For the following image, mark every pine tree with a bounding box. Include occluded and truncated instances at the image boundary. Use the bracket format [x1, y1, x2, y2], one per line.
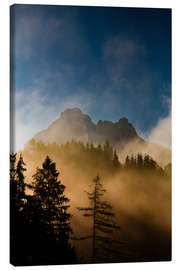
[10, 153, 27, 212]
[16, 154, 26, 204]
[112, 150, 120, 169]
[10, 153, 28, 265]
[103, 139, 113, 160]
[130, 155, 136, 167]
[77, 175, 123, 263]
[137, 153, 143, 168]
[31, 156, 75, 264]
[10, 153, 16, 182]
[10, 153, 18, 208]
[125, 155, 130, 167]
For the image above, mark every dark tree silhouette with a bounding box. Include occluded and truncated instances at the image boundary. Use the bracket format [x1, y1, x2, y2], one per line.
[10, 153, 28, 265]
[31, 156, 76, 265]
[10, 153, 16, 182]
[103, 139, 113, 160]
[76, 175, 123, 263]
[137, 153, 143, 168]
[10, 154, 76, 265]
[124, 153, 163, 173]
[125, 155, 130, 167]
[16, 154, 26, 203]
[112, 150, 121, 169]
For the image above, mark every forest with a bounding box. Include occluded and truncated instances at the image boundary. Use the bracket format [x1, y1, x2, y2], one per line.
[10, 139, 171, 265]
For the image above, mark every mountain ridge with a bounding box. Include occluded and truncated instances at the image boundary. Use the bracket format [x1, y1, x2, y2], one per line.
[34, 108, 171, 165]
[35, 108, 142, 145]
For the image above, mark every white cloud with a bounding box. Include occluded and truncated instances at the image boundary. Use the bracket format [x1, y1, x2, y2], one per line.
[147, 95, 171, 149]
[148, 111, 171, 149]
[12, 85, 93, 152]
[13, 88, 59, 152]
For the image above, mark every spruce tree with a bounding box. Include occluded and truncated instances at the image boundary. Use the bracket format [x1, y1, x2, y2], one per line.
[16, 154, 26, 204]
[10, 153, 16, 182]
[137, 153, 143, 168]
[112, 150, 120, 169]
[103, 140, 113, 160]
[10, 153, 28, 265]
[77, 175, 123, 263]
[125, 155, 130, 167]
[31, 156, 75, 264]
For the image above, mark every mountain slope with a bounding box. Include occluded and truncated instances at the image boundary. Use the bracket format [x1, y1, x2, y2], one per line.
[34, 108, 171, 165]
[35, 108, 141, 145]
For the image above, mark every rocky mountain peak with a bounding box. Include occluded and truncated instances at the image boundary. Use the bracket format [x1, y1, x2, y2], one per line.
[34, 108, 140, 146]
[60, 108, 92, 123]
[61, 108, 83, 117]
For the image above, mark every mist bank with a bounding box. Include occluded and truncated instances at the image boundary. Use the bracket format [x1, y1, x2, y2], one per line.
[19, 139, 171, 262]
[119, 138, 171, 166]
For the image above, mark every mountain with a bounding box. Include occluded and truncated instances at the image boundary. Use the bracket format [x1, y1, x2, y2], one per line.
[34, 108, 171, 165]
[35, 108, 141, 146]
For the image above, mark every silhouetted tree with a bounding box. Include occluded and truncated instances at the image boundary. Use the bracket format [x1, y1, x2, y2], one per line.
[125, 155, 130, 167]
[137, 153, 143, 168]
[16, 154, 26, 203]
[103, 139, 113, 160]
[31, 156, 76, 264]
[130, 155, 136, 167]
[112, 150, 121, 169]
[77, 175, 123, 263]
[10, 153, 28, 265]
[10, 153, 16, 182]
[124, 153, 162, 172]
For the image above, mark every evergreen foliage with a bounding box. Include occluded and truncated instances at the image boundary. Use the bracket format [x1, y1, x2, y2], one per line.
[77, 175, 123, 263]
[10, 154, 76, 266]
[125, 153, 163, 172]
[24, 139, 164, 174]
[24, 139, 121, 176]
[10, 140, 170, 265]
[10, 153, 28, 265]
[31, 156, 72, 243]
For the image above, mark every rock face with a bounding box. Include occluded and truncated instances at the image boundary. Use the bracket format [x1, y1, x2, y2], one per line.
[34, 108, 141, 147]
[34, 107, 171, 165]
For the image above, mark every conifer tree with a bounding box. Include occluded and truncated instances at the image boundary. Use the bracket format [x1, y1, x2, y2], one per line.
[16, 154, 26, 203]
[10, 153, 27, 211]
[125, 155, 130, 167]
[10, 153, 18, 209]
[10, 153, 28, 265]
[77, 175, 122, 263]
[103, 139, 113, 160]
[112, 150, 120, 169]
[137, 153, 143, 168]
[31, 156, 75, 264]
[10, 153, 16, 182]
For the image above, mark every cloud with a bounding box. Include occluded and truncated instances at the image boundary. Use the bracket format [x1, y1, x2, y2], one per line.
[148, 111, 171, 149]
[12, 82, 93, 152]
[12, 87, 58, 152]
[103, 36, 146, 83]
[12, 5, 89, 62]
[102, 36, 151, 115]
[147, 95, 171, 149]
[104, 36, 145, 58]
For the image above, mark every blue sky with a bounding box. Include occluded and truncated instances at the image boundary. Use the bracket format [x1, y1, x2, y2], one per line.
[10, 4, 171, 150]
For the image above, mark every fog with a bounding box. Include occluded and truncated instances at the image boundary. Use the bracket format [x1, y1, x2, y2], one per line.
[20, 140, 171, 262]
[119, 138, 171, 166]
